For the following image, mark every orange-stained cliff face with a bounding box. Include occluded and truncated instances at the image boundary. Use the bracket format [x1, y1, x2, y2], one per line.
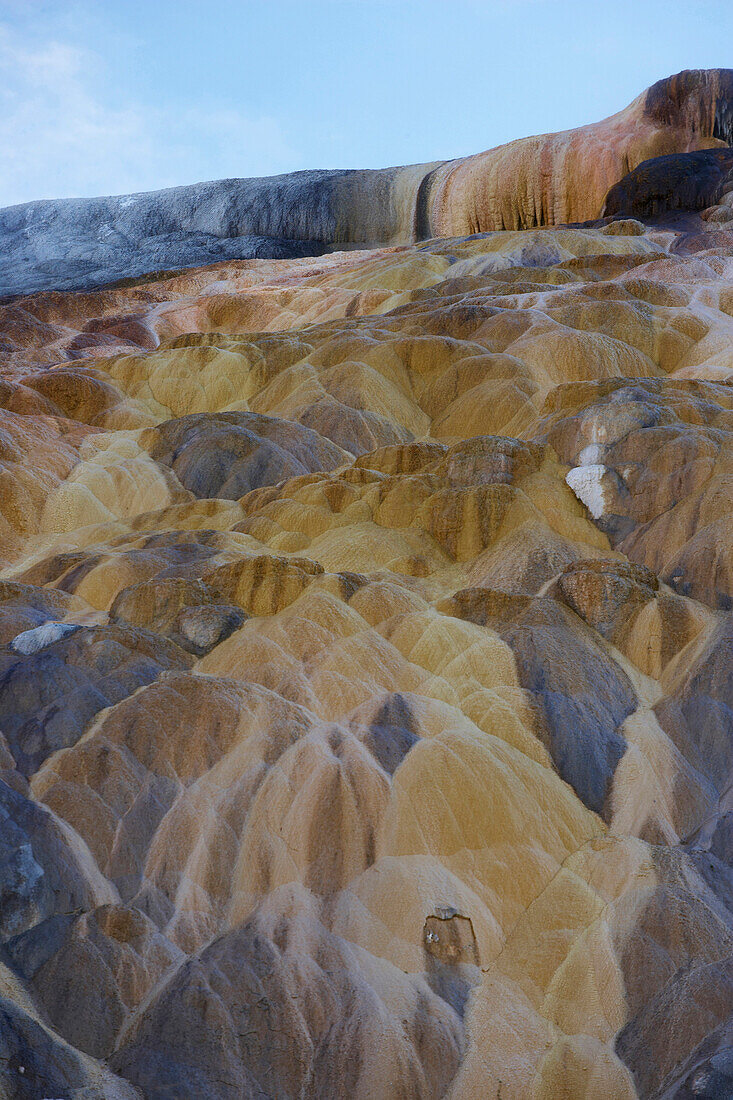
[2, 79, 733, 1100]
[425, 69, 733, 234]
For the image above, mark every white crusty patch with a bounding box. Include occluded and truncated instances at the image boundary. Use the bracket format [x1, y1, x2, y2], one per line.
[565, 464, 615, 519]
[577, 443, 606, 466]
[11, 621, 81, 656]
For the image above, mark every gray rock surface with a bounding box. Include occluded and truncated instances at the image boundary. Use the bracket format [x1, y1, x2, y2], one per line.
[0, 165, 434, 296]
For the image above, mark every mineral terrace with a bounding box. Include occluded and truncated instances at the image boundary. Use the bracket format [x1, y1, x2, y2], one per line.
[0, 69, 733, 1100]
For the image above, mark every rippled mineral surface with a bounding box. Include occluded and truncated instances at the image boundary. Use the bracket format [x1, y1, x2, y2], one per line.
[1, 69, 733, 1100]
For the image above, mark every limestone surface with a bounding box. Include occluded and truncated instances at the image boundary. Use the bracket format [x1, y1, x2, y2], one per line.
[0, 72, 733, 1100]
[1, 68, 731, 295]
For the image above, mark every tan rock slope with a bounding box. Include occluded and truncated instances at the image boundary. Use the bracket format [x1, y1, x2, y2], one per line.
[0, 71, 733, 1099]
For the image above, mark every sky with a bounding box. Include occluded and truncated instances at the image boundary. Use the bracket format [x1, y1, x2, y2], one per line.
[1, 0, 731, 208]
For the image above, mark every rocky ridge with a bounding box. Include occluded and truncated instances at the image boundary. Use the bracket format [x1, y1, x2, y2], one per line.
[2, 68, 732, 296]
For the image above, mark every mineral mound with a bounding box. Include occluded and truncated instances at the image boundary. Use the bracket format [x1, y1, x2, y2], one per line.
[0, 69, 733, 1100]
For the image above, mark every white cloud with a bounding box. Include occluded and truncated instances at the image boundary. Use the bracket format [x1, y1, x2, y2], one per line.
[0, 23, 295, 207]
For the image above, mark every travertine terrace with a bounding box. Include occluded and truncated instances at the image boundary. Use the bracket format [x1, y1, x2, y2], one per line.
[1, 69, 733, 1099]
[3, 68, 732, 296]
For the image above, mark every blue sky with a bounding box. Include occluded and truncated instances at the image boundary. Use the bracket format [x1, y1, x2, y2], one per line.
[1, 0, 731, 207]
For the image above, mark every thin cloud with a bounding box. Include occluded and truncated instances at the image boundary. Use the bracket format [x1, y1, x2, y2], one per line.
[0, 23, 295, 207]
